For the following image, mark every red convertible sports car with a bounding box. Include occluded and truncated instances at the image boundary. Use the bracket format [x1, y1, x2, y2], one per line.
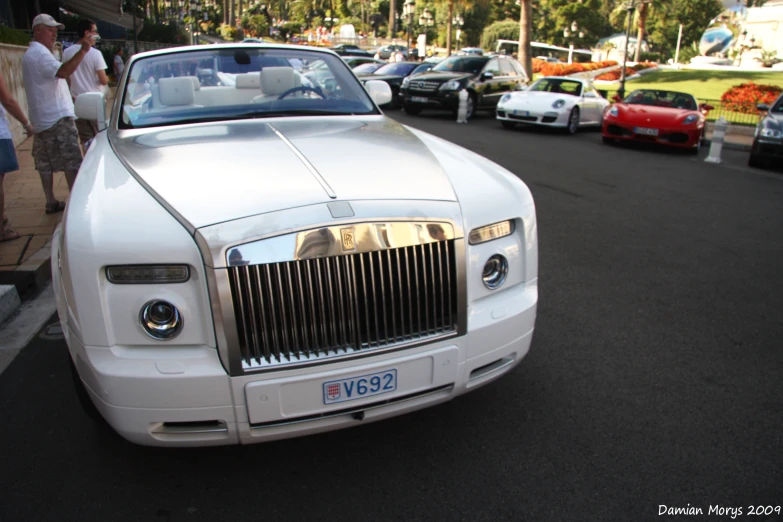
[602, 89, 712, 154]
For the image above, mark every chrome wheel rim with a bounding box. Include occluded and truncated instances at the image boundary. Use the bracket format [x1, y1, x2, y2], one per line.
[568, 110, 578, 133]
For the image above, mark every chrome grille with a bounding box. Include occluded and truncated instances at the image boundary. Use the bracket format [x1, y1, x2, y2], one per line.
[409, 81, 440, 91]
[228, 240, 458, 369]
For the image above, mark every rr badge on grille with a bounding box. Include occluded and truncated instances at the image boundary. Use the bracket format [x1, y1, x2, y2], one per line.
[340, 228, 356, 252]
[326, 383, 341, 400]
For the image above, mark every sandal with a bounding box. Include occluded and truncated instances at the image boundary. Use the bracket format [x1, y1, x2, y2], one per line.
[45, 200, 66, 214]
[0, 227, 21, 243]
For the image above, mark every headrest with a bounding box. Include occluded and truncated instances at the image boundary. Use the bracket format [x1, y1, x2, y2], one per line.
[158, 77, 196, 106]
[236, 73, 261, 89]
[260, 67, 295, 96]
[189, 75, 200, 91]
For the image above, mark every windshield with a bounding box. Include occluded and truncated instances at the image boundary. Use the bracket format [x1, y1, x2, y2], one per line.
[373, 62, 419, 76]
[432, 56, 489, 74]
[119, 47, 378, 129]
[528, 78, 583, 96]
[623, 90, 698, 110]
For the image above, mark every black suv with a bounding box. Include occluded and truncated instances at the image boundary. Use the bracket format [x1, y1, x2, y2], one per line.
[749, 93, 783, 169]
[400, 55, 529, 119]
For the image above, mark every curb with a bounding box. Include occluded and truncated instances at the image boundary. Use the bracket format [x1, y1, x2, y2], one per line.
[0, 243, 53, 308]
[0, 285, 22, 325]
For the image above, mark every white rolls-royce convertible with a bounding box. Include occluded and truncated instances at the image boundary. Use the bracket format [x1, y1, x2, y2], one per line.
[57, 44, 538, 446]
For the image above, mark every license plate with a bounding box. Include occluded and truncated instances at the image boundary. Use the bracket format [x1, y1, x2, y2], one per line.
[323, 369, 397, 405]
[514, 110, 530, 116]
[634, 126, 659, 136]
[411, 96, 428, 103]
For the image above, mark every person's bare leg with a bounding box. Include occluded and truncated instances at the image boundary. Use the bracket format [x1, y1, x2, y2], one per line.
[65, 170, 78, 191]
[38, 170, 57, 205]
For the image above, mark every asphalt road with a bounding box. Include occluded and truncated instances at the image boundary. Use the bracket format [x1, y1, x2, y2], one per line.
[1, 110, 781, 522]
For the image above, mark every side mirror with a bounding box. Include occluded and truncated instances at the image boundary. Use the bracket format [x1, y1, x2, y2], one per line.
[74, 92, 107, 131]
[757, 103, 769, 112]
[365, 80, 393, 106]
[611, 94, 622, 103]
[480, 72, 493, 81]
[699, 103, 714, 112]
[584, 92, 597, 98]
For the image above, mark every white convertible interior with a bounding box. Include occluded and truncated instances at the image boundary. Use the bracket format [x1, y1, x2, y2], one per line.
[144, 67, 305, 113]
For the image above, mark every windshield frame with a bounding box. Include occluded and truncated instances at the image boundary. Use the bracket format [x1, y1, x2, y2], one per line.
[622, 89, 698, 110]
[431, 56, 489, 75]
[116, 46, 381, 130]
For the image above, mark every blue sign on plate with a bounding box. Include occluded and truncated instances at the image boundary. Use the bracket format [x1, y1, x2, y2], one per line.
[323, 369, 398, 405]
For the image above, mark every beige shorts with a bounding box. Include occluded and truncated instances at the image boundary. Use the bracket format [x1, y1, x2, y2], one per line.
[32, 117, 82, 175]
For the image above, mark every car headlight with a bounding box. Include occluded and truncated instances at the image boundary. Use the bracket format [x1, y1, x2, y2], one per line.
[140, 300, 183, 340]
[468, 220, 515, 245]
[106, 264, 190, 284]
[500, 93, 512, 104]
[402, 77, 411, 87]
[760, 128, 783, 139]
[482, 255, 509, 290]
[608, 106, 619, 117]
[552, 99, 566, 109]
[682, 114, 699, 125]
[440, 80, 462, 91]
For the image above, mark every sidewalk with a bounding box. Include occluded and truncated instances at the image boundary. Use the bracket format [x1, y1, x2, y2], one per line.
[0, 137, 70, 303]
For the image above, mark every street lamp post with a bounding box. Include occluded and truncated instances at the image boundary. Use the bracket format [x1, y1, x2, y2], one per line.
[451, 14, 464, 54]
[418, 9, 433, 57]
[403, 0, 415, 55]
[190, 0, 199, 44]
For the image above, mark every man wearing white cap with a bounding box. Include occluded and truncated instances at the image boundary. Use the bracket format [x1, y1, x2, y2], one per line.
[22, 13, 95, 215]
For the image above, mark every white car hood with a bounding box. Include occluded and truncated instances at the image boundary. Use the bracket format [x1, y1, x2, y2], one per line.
[111, 117, 457, 229]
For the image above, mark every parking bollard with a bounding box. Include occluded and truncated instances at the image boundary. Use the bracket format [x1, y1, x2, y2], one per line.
[456, 89, 468, 124]
[705, 117, 728, 164]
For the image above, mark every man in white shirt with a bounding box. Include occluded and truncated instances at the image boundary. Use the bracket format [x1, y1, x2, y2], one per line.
[22, 13, 94, 214]
[63, 18, 108, 154]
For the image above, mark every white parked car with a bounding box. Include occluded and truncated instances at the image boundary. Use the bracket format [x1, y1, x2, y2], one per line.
[59, 44, 539, 447]
[496, 77, 610, 134]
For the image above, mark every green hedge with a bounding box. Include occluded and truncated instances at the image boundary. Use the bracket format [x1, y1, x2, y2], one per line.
[0, 26, 30, 46]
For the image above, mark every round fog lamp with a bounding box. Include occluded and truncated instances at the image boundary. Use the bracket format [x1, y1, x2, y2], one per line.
[140, 300, 183, 340]
[482, 254, 508, 290]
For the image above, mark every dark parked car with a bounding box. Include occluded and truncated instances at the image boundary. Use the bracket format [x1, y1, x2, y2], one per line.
[749, 93, 783, 169]
[400, 55, 529, 119]
[343, 56, 386, 69]
[352, 62, 387, 75]
[375, 45, 408, 60]
[331, 44, 372, 57]
[357, 62, 435, 107]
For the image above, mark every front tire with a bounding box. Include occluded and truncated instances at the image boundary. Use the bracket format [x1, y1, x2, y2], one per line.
[566, 107, 580, 135]
[602, 136, 614, 144]
[748, 153, 764, 168]
[501, 120, 516, 129]
[403, 103, 422, 116]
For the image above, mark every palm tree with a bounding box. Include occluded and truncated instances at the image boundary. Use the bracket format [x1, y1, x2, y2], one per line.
[610, 0, 665, 62]
[436, 0, 483, 56]
[517, 0, 532, 78]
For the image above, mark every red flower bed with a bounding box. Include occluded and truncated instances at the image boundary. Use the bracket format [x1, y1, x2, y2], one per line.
[720, 82, 783, 113]
[594, 62, 656, 81]
[537, 60, 617, 77]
